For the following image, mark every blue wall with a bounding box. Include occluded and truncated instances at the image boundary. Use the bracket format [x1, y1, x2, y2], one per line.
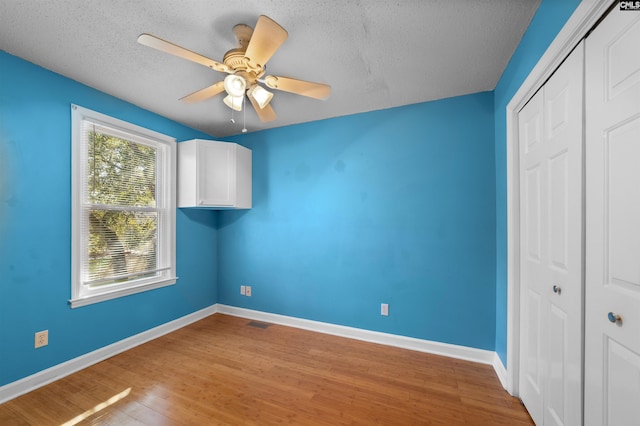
[0, 0, 583, 389]
[493, 0, 581, 365]
[219, 93, 497, 350]
[0, 52, 218, 386]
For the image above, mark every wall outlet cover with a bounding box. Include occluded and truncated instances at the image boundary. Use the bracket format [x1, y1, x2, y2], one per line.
[35, 330, 48, 348]
[381, 303, 389, 316]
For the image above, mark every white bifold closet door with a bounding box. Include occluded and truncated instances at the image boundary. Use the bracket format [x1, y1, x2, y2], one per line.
[518, 41, 584, 426]
[584, 8, 640, 426]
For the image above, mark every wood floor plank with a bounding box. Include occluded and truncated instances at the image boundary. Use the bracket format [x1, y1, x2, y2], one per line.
[0, 405, 29, 426]
[0, 314, 533, 425]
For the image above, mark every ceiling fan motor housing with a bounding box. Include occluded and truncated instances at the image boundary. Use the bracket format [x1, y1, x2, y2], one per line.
[223, 23, 265, 85]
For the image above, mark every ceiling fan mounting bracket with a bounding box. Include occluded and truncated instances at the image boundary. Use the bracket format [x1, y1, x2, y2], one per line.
[232, 24, 253, 50]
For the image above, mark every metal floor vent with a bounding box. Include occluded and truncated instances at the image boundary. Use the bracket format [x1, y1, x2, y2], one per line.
[247, 321, 271, 329]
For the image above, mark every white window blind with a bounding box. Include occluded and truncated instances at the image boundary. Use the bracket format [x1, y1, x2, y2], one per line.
[71, 105, 176, 308]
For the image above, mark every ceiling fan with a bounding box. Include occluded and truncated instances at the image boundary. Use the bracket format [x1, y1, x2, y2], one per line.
[137, 15, 331, 123]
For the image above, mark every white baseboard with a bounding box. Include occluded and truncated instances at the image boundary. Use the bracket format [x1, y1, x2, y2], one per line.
[216, 304, 496, 365]
[0, 305, 218, 404]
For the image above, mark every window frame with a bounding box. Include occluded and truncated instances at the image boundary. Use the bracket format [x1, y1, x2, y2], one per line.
[70, 105, 176, 308]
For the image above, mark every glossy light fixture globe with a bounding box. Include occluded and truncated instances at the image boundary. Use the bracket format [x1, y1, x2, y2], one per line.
[247, 84, 273, 109]
[223, 94, 244, 111]
[223, 74, 246, 97]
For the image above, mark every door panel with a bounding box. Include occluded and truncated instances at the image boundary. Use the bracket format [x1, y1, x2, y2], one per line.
[607, 119, 640, 287]
[526, 165, 543, 262]
[607, 19, 640, 100]
[585, 8, 640, 426]
[520, 89, 546, 426]
[524, 106, 544, 154]
[547, 87, 569, 137]
[547, 303, 567, 425]
[542, 42, 583, 426]
[519, 41, 583, 426]
[525, 289, 542, 392]
[606, 338, 640, 426]
[549, 150, 569, 271]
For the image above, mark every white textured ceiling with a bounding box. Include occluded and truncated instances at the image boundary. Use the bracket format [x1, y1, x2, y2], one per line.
[0, 0, 540, 138]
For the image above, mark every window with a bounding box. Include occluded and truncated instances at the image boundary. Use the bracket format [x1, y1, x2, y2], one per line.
[71, 105, 176, 308]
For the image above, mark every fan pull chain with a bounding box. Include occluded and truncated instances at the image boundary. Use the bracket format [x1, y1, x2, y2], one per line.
[242, 96, 248, 133]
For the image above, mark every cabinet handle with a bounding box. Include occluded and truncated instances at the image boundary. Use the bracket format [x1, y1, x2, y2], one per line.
[607, 312, 622, 324]
[552, 285, 561, 294]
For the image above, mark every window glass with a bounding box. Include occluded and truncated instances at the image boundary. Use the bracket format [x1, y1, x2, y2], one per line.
[71, 105, 176, 308]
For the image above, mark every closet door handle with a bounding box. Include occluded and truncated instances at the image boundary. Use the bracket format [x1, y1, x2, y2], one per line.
[552, 285, 561, 294]
[607, 312, 622, 324]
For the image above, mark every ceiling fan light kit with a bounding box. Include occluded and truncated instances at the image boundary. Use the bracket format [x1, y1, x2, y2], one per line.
[247, 84, 273, 109]
[223, 94, 244, 112]
[137, 15, 331, 127]
[223, 74, 247, 97]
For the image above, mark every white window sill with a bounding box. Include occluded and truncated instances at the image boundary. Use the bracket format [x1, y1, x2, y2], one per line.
[69, 277, 177, 309]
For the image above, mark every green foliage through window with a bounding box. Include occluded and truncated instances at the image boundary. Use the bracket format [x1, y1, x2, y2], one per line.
[86, 131, 158, 286]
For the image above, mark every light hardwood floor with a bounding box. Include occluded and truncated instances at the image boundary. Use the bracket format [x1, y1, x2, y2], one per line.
[0, 314, 533, 425]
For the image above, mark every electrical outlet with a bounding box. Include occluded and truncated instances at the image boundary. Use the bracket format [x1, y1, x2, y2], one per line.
[240, 285, 246, 295]
[245, 286, 252, 297]
[35, 330, 48, 348]
[381, 303, 389, 316]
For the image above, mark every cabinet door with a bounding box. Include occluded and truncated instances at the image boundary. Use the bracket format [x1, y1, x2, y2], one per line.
[198, 142, 236, 206]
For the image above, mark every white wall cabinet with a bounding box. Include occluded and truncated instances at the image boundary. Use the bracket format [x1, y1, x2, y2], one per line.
[178, 139, 251, 209]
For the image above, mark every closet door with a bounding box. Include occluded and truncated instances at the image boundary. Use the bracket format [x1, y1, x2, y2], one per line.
[519, 86, 546, 425]
[585, 8, 640, 426]
[519, 41, 584, 426]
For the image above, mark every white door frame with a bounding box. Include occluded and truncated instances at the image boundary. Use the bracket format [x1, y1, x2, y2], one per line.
[504, 0, 614, 395]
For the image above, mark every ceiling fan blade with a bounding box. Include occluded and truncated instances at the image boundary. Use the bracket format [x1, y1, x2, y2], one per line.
[137, 33, 230, 73]
[263, 76, 331, 100]
[179, 81, 225, 103]
[244, 15, 288, 68]
[248, 95, 277, 122]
